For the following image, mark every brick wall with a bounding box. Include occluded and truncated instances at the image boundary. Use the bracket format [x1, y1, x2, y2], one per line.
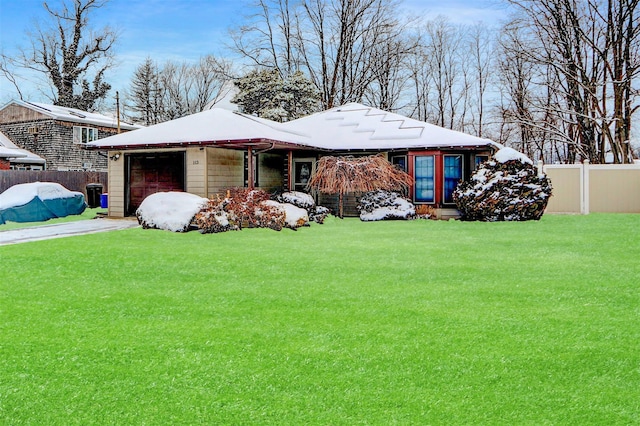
[0, 120, 125, 172]
[0, 159, 9, 170]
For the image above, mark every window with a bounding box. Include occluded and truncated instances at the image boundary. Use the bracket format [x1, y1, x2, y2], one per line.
[390, 155, 407, 172]
[475, 155, 489, 169]
[414, 155, 435, 203]
[443, 155, 463, 204]
[73, 126, 98, 144]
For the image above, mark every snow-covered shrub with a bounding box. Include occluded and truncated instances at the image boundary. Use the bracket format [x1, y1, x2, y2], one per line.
[136, 192, 209, 232]
[309, 205, 330, 224]
[261, 200, 308, 229]
[224, 188, 272, 229]
[453, 147, 552, 221]
[275, 191, 329, 224]
[192, 199, 235, 233]
[357, 190, 416, 221]
[276, 191, 315, 210]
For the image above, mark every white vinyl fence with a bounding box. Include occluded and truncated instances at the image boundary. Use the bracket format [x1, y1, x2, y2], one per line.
[542, 161, 640, 214]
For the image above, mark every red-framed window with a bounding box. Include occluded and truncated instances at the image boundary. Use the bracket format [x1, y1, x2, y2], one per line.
[409, 151, 442, 205]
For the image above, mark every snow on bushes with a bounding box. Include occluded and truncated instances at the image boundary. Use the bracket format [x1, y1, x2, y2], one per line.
[357, 190, 416, 221]
[452, 148, 552, 221]
[137, 189, 328, 234]
[276, 191, 330, 224]
[136, 192, 209, 232]
[261, 200, 309, 229]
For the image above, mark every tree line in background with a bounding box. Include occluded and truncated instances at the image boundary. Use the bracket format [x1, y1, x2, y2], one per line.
[1, 0, 638, 163]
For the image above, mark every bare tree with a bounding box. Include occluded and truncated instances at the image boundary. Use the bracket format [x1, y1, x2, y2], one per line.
[230, 0, 410, 109]
[0, 0, 117, 110]
[407, 17, 471, 131]
[230, 0, 303, 77]
[126, 55, 234, 124]
[504, 0, 640, 163]
[467, 23, 495, 138]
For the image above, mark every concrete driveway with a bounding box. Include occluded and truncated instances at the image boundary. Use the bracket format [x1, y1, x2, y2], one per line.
[0, 219, 139, 246]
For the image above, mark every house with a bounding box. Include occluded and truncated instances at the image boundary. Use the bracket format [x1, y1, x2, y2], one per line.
[0, 100, 141, 172]
[0, 130, 46, 170]
[85, 103, 497, 218]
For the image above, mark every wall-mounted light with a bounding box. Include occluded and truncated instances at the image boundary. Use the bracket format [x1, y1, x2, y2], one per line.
[109, 152, 121, 161]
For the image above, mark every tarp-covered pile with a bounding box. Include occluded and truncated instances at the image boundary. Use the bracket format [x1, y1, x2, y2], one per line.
[0, 182, 86, 225]
[453, 147, 552, 221]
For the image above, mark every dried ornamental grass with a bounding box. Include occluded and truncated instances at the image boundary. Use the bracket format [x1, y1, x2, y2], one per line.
[309, 155, 413, 217]
[309, 154, 413, 194]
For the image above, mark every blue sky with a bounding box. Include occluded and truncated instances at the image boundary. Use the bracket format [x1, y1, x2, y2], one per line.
[0, 0, 508, 106]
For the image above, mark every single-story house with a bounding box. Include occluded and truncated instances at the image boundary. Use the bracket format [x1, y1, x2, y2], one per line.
[0, 100, 141, 172]
[0, 130, 46, 170]
[85, 103, 498, 218]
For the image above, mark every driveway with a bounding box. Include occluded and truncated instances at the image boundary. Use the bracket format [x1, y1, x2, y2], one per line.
[0, 219, 139, 246]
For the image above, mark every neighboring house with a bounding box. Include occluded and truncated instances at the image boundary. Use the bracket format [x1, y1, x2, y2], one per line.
[0, 146, 26, 170]
[85, 103, 498, 218]
[0, 100, 141, 172]
[0, 130, 46, 170]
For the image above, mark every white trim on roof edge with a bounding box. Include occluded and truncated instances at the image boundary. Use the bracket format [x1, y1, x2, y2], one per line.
[1, 99, 141, 130]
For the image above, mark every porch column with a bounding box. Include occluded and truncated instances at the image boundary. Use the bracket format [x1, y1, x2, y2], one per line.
[247, 146, 254, 190]
[287, 150, 293, 191]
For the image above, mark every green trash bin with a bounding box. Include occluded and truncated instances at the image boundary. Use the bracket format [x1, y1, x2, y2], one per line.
[86, 183, 103, 208]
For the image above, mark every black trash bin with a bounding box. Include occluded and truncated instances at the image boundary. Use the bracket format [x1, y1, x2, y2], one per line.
[86, 183, 103, 208]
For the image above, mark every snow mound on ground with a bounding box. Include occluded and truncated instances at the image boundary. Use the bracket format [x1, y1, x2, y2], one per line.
[136, 192, 209, 232]
[358, 190, 416, 221]
[0, 182, 83, 208]
[493, 147, 533, 165]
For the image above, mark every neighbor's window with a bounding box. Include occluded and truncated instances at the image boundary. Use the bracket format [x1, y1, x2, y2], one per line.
[73, 126, 98, 144]
[414, 155, 435, 203]
[444, 155, 463, 204]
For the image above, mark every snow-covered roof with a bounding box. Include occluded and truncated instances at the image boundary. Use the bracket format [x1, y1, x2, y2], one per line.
[3, 99, 141, 131]
[281, 103, 496, 150]
[86, 107, 310, 150]
[85, 102, 497, 152]
[0, 146, 27, 159]
[0, 130, 45, 163]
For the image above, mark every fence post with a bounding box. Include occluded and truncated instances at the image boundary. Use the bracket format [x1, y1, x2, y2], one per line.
[582, 160, 590, 215]
[537, 160, 544, 177]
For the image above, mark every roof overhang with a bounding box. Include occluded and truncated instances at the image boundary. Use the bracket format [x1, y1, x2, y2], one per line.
[83, 137, 326, 152]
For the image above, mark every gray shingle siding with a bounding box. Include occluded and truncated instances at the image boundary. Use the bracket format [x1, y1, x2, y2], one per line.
[0, 119, 120, 171]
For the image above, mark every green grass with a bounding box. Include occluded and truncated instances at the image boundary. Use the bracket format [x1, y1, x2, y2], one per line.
[1, 214, 638, 424]
[0, 207, 106, 230]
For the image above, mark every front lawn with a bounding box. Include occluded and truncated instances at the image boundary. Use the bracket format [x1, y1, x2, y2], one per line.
[1, 214, 638, 424]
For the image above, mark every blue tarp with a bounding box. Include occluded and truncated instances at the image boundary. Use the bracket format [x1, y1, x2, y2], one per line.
[0, 183, 87, 225]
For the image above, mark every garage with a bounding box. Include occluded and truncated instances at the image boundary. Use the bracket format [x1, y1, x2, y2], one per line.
[126, 152, 185, 215]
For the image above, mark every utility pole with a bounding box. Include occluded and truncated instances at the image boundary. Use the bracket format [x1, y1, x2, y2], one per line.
[116, 91, 121, 133]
